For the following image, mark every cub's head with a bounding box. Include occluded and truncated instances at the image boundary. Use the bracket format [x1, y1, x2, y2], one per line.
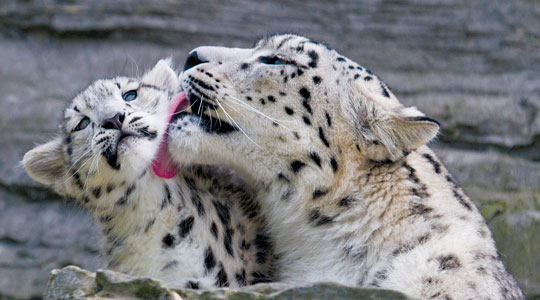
[23, 59, 178, 198]
[172, 34, 438, 182]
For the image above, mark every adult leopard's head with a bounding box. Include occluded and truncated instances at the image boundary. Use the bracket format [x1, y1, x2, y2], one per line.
[23, 59, 181, 199]
[172, 34, 438, 183]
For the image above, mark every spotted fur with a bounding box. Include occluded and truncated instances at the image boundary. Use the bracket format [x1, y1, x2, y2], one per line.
[168, 34, 524, 299]
[23, 60, 275, 289]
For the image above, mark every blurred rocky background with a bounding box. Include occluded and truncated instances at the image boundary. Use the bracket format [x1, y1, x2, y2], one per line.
[0, 0, 538, 299]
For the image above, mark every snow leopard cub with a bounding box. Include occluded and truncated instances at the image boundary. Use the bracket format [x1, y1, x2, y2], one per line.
[23, 59, 275, 289]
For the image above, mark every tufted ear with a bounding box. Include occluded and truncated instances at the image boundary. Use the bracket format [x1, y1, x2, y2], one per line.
[361, 106, 439, 162]
[22, 137, 66, 186]
[142, 58, 178, 91]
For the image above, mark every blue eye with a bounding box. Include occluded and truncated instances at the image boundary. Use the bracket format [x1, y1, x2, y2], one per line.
[74, 117, 90, 131]
[260, 56, 289, 65]
[122, 90, 137, 101]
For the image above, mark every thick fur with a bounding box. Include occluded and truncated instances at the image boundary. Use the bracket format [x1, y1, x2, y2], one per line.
[168, 34, 524, 299]
[23, 60, 275, 289]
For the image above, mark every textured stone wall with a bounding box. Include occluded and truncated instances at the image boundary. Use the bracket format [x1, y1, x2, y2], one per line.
[0, 0, 538, 299]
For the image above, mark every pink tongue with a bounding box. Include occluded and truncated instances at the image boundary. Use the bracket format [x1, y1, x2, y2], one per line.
[152, 92, 188, 178]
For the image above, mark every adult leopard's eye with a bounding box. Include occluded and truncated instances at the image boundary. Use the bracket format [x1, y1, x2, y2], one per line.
[122, 90, 137, 101]
[260, 56, 289, 65]
[74, 117, 90, 131]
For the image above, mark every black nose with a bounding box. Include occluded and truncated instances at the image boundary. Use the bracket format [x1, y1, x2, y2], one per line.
[184, 51, 208, 71]
[102, 112, 125, 130]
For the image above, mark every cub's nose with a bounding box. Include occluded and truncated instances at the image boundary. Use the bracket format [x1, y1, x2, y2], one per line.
[183, 51, 208, 71]
[102, 112, 125, 130]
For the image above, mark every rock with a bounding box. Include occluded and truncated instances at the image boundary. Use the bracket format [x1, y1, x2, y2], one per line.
[44, 266, 410, 300]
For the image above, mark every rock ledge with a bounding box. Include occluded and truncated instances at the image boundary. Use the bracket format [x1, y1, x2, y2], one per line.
[45, 266, 411, 300]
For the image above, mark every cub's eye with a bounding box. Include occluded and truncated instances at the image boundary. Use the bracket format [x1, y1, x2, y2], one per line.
[260, 56, 290, 65]
[74, 117, 90, 131]
[122, 90, 137, 101]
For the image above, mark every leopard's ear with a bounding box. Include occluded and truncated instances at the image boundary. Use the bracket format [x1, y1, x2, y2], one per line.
[142, 58, 178, 91]
[359, 106, 439, 162]
[22, 137, 66, 186]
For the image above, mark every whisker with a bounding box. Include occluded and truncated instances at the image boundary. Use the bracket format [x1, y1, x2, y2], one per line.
[215, 99, 262, 149]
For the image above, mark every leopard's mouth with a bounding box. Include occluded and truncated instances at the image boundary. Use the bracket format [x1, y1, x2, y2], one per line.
[173, 91, 238, 134]
[103, 129, 158, 170]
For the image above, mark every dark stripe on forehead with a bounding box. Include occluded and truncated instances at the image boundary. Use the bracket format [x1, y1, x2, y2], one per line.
[277, 36, 294, 49]
[140, 83, 165, 91]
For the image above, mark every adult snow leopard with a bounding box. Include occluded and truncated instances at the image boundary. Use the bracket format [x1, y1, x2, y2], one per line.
[167, 34, 524, 299]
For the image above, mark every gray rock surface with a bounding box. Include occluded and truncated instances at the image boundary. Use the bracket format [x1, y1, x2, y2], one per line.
[0, 0, 538, 299]
[44, 266, 410, 300]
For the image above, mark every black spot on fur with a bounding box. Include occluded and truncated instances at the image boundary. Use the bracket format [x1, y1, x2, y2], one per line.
[336, 57, 346, 62]
[302, 116, 312, 125]
[380, 83, 391, 98]
[179, 216, 195, 238]
[116, 184, 135, 205]
[246, 96, 252, 101]
[191, 194, 206, 216]
[284, 106, 294, 115]
[354, 74, 360, 80]
[364, 76, 372, 81]
[254, 232, 272, 255]
[213, 200, 231, 225]
[186, 281, 199, 289]
[308, 50, 319, 68]
[162, 233, 175, 248]
[210, 222, 218, 239]
[204, 247, 216, 272]
[312, 189, 328, 200]
[309, 208, 321, 222]
[144, 218, 155, 233]
[299, 87, 311, 99]
[312, 76, 321, 84]
[316, 215, 334, 226]
[184, 176, 198, 191]
[260, 98, 266, 105]
[318, 127, 330, 147]
[73, 172, 83, 189]
[325, 112, 332, 127]
[277, 172, 291, 182]
[392, 233, 431, 256]
[410, 203, 433, 216]
[105, 184, 115, 193]
[268, 95, 276, 103]
[216, 264, 229, 287]
[422, 153, 441, 174]
[224, 226, 234, 257]
[330, 157, 338, 172]
[161, 184, 172, 209]
[308, 152, 322, 167]
[297, 69, 304, 76]
[235, 270, 247, 286]
[290, 160, 306, 173]
[339, 197, 354, 207]
[453, 189, 472, 211]
[438, 254, 461, 270]
[241, 63, 249, 70]
[92, 187, 101, 199]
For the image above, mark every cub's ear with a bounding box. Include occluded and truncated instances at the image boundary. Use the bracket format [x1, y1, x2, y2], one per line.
[142, 58, 178, 91]
[362, 106, 439, 162]
[22, 137, 66, 186]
